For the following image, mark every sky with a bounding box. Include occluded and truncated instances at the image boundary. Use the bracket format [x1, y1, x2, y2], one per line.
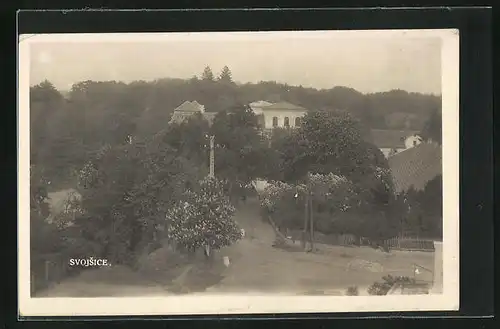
[28, 31, 442, 95]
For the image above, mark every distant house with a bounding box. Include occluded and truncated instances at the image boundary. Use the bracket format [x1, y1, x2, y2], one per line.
[249, 101, 307, 130]
[370, 129, 423, 158]
[169, 101, 216, 125]
[388, 142, 442, 194]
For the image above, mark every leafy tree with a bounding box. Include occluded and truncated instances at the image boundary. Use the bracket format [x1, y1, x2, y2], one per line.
[164, 176, 242, 256]
[279, 110, 386, 183]
[420, 107, 442, 144]
[30, 165, 64, 256]
[266, 111, 398, 241]
[210, 105, 268, 194]
[30, 81, 65, 166]
[30, 165, 51, 222]
[396, 174, 443, 239]
[162, 113, 211, 167]
[218, 65, 233, 84]
[419, 174, 442, 238]
[201, 66, 215, 81]
[74, 135, 204, 265]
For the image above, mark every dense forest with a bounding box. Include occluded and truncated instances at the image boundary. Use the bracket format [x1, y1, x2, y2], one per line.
[30, 66, 441, 191]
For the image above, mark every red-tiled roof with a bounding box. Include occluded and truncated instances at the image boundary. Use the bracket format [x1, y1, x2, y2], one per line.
[388, 142, 442, 194]
[371, 129, 420, 149]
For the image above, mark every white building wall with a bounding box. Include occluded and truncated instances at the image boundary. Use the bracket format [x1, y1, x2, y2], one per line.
[405, 135, 423, 149]
[260, 110, 307, 129]
[381, 148, 405, 158]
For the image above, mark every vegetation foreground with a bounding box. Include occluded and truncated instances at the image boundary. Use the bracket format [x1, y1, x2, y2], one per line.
[36, 198, 434, 297]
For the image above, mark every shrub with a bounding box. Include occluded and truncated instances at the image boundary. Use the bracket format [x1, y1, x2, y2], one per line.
[346, 286, 359, 296]
[367, 275, 416, 295]
[165, 176, 243, 253]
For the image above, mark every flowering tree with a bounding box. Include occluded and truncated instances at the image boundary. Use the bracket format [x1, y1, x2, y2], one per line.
[258, 169, 399, 242]
[259, 174, 358, 234]
[165, 176, 242, 256]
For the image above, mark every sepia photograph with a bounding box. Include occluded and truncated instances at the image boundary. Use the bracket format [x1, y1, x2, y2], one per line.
[18, 29, 459, 316]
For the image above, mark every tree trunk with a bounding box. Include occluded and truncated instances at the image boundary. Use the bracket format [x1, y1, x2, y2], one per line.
[267, 215, 288, 242]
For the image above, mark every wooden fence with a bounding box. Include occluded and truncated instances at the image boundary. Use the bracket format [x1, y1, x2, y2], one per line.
[385, 237, 436, 252]
[287, 230, 435, 252]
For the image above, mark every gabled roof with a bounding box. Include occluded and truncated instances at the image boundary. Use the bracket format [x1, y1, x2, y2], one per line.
[264, 101, 306, 111]
[371, 129, 420, 149]
[388, 142, 442, 194]
[173, 100, 205, 113]
[249, 100, 273, 108]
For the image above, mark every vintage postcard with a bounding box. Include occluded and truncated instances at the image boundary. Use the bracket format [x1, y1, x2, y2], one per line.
[18, 29, 459, 316]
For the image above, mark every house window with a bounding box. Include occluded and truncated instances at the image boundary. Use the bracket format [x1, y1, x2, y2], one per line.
[284, 117, 290, 128]
[295, 117, 301, 127]
[272, 116, 278, 128]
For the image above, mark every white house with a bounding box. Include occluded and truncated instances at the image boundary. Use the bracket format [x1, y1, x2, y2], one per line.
[370, 129, 423, 158]
[249, 101, 307, 130]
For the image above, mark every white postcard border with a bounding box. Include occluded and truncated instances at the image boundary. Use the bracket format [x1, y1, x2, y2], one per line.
[18, 29, 460, 316]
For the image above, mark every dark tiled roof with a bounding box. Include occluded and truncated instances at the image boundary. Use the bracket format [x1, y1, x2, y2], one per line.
[174, 101, 204, 113]
[264, 101, 306, 111]
[371, 129, 420, 149]
[388, 142, 442, 194]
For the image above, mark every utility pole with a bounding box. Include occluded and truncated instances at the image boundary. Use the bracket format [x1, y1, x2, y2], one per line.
[209, 135, 215, 178]
[205, 134, 215, 260]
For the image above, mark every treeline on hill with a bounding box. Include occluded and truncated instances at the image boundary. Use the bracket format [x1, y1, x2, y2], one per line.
[31, 68, 440, 189]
